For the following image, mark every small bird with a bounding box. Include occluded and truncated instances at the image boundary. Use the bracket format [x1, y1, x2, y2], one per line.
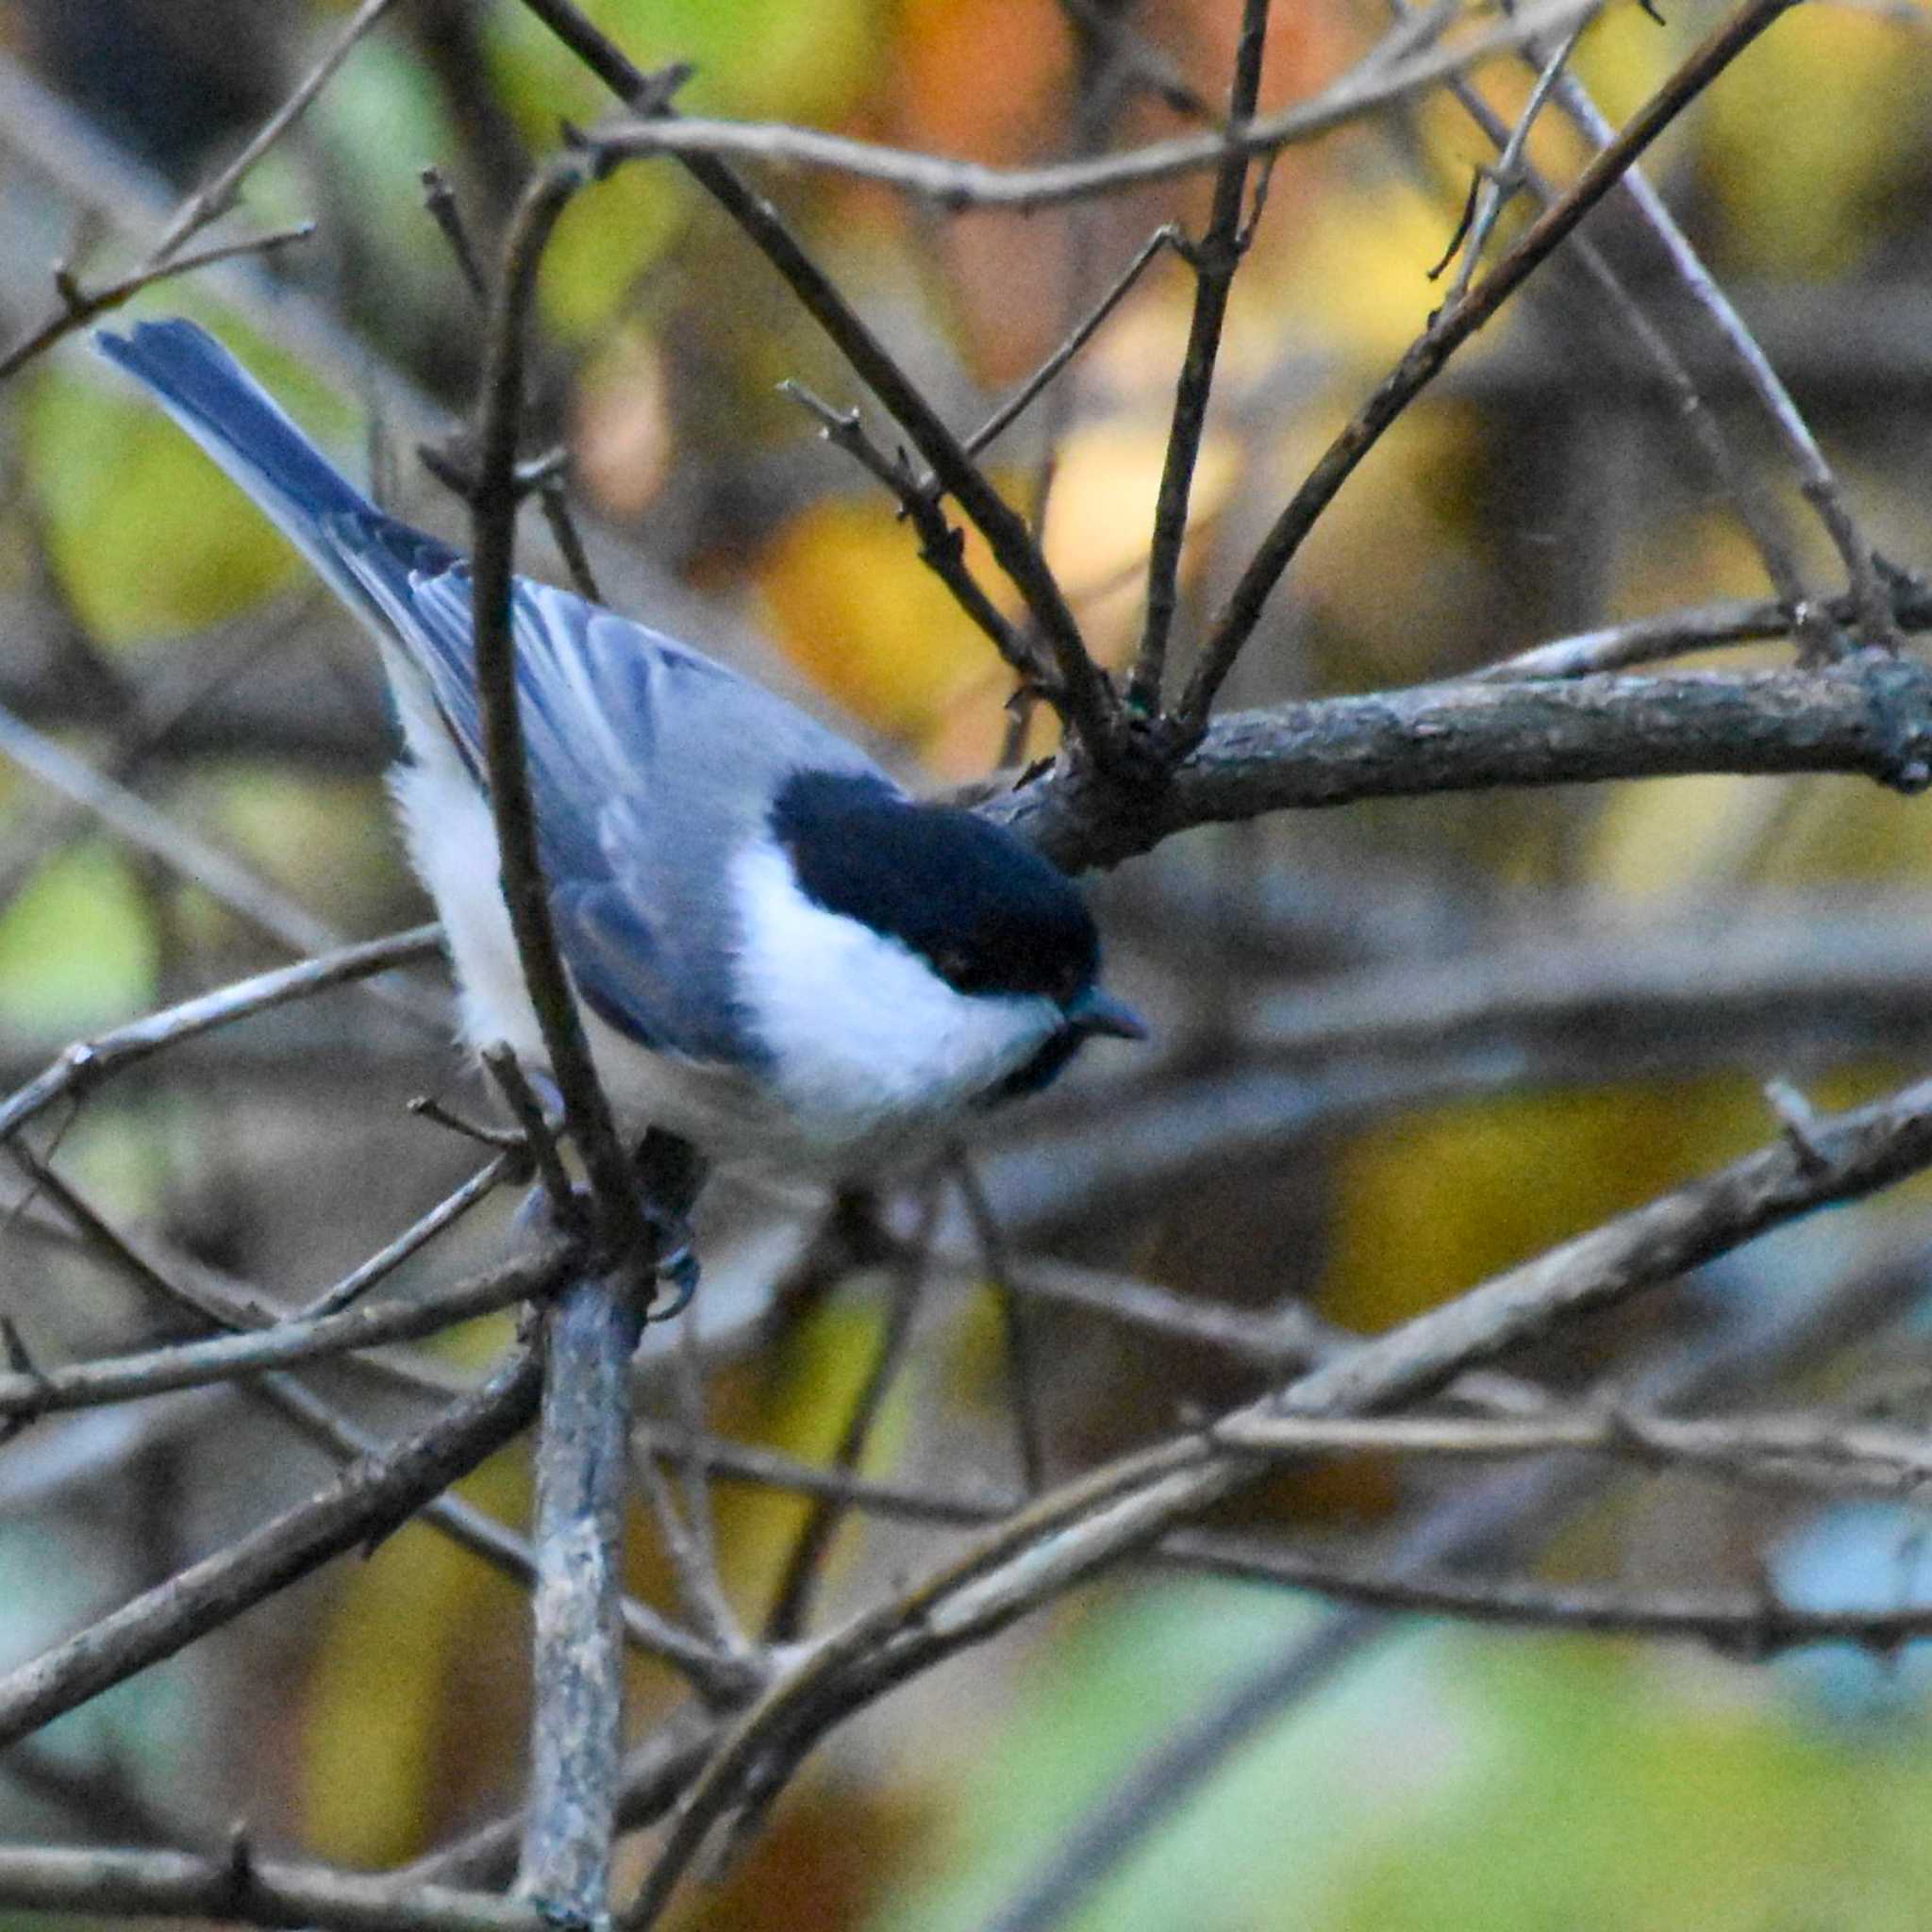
[96, 320, 1144, 1175]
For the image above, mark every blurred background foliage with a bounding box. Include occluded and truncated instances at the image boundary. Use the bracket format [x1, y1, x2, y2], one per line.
[3, 0, 1932, 1927]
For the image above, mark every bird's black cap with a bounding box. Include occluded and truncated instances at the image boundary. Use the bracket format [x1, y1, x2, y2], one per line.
[770, 771, 1101, 1006]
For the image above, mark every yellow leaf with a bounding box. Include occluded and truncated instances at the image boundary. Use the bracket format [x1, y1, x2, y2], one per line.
[757, 497, 999, 745]
[1043, 417, 1238, 670]
[301, 1446, 529, 1863]
[1323, 1084, 1761, 1334]
[701, 1294, 917, 1612]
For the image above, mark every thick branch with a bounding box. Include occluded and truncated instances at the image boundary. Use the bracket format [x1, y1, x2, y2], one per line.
[519, 1279, 641, 1924]
[988, 655, 1932, 871]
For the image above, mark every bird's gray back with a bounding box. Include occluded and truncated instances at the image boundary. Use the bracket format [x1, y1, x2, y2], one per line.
[334, 522, 887, 1066]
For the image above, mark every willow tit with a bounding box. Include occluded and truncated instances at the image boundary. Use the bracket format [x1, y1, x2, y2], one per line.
[96, 320, 1144, 1173]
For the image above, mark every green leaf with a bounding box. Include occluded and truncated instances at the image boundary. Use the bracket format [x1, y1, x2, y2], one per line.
[0, 841, 157, 1029]
[26, 324, 357, 644]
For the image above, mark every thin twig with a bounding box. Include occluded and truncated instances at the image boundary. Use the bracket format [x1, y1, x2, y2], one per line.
[760, 1184, 941, 1644]
[1539, 61, 1894, 652]
[0, 924, 440, 1147]
[1163, 1533, 1932, 1657]
[481, 1043, 578, 1231]
[1127, 0, 1274, 715]
[1180, 0, 1803, 731]
[637, 1423, 1019, 1528]
[780, 381, 1038, 687]
[631, 1411, 749, 1667]
[958, 225, 1184, 466]
[953, 1156, 1049, 1492]
[0, 224, 316, 387]
[648, 1316, 747, 1658]
[420, 163, 605, 604]
[1432, 23, 1584, 305]
[421, 164, 490, 301]
[1208, 1402, 1932, 1498]
[146, 0, 403, 263]
[0, 1243, 558, 1423]
[577, 0, 1600, 213]
[293, 1156, 525, 1319]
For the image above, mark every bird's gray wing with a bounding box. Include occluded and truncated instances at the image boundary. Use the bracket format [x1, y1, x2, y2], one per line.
[332, 529, 883, 1066]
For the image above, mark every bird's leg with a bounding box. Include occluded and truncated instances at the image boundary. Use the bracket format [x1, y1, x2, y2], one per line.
[634, 1127, 708, 1321]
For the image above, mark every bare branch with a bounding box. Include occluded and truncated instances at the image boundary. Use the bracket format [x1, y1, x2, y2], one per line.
[1209, 1403, 1932, 1500]
[1166, 1533, 1932, 1656]
[146, 0, 402, 263]
[1181, 0, 1803, 728]
[579, 0, 1601, 213]
[0, 1241, 559, 1423]
[761, 1186, 939, 1642]
[780, 381, 1039, 688]
[991, 654, 1932, 873]
[0, 925, 441, 1149]
[296, 1155, 525, 1321]
[1126, 0, 1274, 713]
[519, 1278, 642, 1924]
[0, 1345, 543, 1750]
[958, 225, 1184, 467]
[1430, 24, 1584, 305]
[0, 1844, 549, 1932]
[954, 1158, 1050, 1492]
[0, 223, 315, 387]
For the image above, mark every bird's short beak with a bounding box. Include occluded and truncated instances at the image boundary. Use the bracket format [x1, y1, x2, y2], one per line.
[1064, 986, 1148, 1041]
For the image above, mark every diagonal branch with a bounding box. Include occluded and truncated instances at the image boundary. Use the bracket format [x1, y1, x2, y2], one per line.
[0, 1345, 544, 1750]
[619, 1047, 1932, 1924]
[1180, 0, 1803, 732]
[0, 924, 441, 1147]
[514, 0, 1119, 761]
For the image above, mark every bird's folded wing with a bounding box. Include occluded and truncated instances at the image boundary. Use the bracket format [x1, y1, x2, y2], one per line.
[333, 528, 877, 1069]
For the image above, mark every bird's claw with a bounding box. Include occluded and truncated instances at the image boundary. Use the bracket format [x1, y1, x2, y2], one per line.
[648, 1234, 700, 1322]
[514, 1184, 700, 1318]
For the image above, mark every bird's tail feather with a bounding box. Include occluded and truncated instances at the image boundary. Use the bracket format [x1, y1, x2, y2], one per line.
[93, 319, 378, 609]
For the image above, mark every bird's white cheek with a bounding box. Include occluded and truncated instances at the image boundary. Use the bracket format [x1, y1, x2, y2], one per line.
[730, 844, 1056, 1141]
